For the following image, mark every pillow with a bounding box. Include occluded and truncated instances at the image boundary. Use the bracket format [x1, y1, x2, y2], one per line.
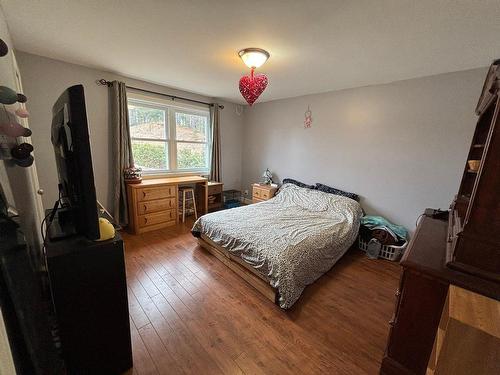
[315, 183, 359, 201]
[282, 178, 315, 190]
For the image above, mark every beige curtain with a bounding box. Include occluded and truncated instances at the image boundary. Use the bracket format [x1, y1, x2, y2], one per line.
[209, 104, 221, 182]
[111, 81, 134, 226]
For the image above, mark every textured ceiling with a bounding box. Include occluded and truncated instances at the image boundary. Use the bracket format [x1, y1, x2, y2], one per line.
[2, 0, 499, 104]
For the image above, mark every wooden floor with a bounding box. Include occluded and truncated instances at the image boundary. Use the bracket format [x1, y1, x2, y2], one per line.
[122, 220, 400, 375]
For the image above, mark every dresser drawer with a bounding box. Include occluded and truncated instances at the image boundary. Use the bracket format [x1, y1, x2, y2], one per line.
[137, 185, 176, 202]
[253, 186, 275, 200]
[138, 210, 175, 228]
[252, 187, 262, 199]
[260, 189, 271, 199]
[137, 197, 176, 215]
[208, 184, 223, 195]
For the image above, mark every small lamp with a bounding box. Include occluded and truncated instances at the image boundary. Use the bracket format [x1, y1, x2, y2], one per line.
[261, 168, 273, 185]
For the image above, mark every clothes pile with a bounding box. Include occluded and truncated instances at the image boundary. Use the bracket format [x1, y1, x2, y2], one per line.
[359, 216, 408, 259]
[360, 216, 408, 245]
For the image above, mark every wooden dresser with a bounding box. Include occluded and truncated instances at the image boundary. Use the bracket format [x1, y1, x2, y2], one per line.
[127, 176, 208, 234]
[252, 183, 278, 203]
[380, 60, 500, 375]
[380, 215, 499, 375]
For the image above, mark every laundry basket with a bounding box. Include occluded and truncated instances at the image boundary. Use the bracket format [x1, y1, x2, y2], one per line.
[358, 237, 407, 261]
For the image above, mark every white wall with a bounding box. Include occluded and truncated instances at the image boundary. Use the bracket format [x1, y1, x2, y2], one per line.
[242, 68, 487, 232]
[14, 51, 488, 234]
[16, 51, 244, 211]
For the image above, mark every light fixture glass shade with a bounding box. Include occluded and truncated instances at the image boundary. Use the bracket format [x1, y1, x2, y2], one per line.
[238, 48, 270, 69]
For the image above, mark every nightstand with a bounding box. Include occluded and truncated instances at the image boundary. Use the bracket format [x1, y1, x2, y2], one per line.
[204, 181, 224, 212]
[252, 184, 278, 203]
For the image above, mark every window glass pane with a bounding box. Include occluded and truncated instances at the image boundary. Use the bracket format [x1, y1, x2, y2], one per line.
[131, 140, 168, 171]
[128, 103, 166, 139]
[177, 142, 207, 169]
[175, 112, 208, 142]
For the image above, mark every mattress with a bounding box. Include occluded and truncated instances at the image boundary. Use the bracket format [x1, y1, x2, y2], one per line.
[192, 183, 362, 309]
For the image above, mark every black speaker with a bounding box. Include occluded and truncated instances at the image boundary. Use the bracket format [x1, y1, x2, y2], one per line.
[45, 233, 132, 374]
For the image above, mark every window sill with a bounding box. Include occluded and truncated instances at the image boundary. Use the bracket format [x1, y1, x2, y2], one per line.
[142, 171, 209, 180]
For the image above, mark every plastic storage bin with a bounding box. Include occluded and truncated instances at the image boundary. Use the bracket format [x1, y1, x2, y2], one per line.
[358, 237, 407, 261]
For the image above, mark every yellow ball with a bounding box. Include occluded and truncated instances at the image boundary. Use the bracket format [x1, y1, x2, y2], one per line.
[96, 218, 115, 241]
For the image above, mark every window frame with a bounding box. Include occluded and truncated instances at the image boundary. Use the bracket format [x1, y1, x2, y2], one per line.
[128, 92, 211, 176]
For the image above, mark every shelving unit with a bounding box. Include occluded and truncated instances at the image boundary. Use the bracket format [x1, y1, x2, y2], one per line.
[448, 59, 500, 283]
[199, 181, 224, 212]
[380, 59, 500, 375]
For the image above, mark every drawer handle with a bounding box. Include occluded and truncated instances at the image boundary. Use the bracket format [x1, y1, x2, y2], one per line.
[395, 289, 401, 297]
[388, 310, 398, 327]
[143, 204, 147, 211]
[143, 191, 147, 198]
[144, 217, 148, 224]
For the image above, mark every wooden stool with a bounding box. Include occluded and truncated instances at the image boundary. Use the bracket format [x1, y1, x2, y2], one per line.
[179, 187, 198, 223]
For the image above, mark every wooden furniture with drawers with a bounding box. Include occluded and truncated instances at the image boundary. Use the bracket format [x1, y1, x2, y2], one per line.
[380, 215, 499, 375]
[127, 176, 208, 234]
[380, 60, 500, 375]
[199, 181, 224, 212]
[252, 184, 278, 203]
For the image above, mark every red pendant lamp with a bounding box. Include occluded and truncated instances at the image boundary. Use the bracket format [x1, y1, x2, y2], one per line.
[238, 48, 269, 106]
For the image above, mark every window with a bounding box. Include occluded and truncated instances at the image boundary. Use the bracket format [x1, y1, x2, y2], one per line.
[128, 95, 210, 174]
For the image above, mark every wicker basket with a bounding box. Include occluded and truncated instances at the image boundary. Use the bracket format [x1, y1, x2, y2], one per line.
[358, 237, 407, 261]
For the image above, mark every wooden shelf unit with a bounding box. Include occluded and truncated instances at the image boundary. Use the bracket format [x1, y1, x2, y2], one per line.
[380, 59, 500, 375]
[448, 60, 500, 283]
[199, 181, 224, 213]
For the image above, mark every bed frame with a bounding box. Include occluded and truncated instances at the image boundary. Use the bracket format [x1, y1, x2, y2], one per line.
[197, 234, 279, 305]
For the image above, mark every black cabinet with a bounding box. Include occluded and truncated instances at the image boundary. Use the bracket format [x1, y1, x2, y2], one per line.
[45, 233, 132, 374]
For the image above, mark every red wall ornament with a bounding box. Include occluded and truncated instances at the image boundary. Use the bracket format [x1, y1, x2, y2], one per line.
[239, 68, 268, 106]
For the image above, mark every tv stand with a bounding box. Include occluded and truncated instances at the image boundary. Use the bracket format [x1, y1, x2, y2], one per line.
[44, 232, 132, 374]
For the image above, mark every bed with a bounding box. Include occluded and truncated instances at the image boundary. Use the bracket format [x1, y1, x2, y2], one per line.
[192, 183, 362, 309]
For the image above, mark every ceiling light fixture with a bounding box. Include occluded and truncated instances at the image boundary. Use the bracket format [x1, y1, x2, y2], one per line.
[238, 48, 270, 106]
[238, 48, 270, 69]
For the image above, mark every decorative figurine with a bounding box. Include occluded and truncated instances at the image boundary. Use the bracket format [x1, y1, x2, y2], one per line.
[304, 106, 312, 128]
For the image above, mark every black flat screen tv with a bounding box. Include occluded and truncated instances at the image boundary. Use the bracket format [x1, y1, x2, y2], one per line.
[51, 85, 99, 240]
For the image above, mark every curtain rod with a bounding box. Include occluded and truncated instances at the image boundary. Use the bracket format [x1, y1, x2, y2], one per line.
[97, 79, 224, 109]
